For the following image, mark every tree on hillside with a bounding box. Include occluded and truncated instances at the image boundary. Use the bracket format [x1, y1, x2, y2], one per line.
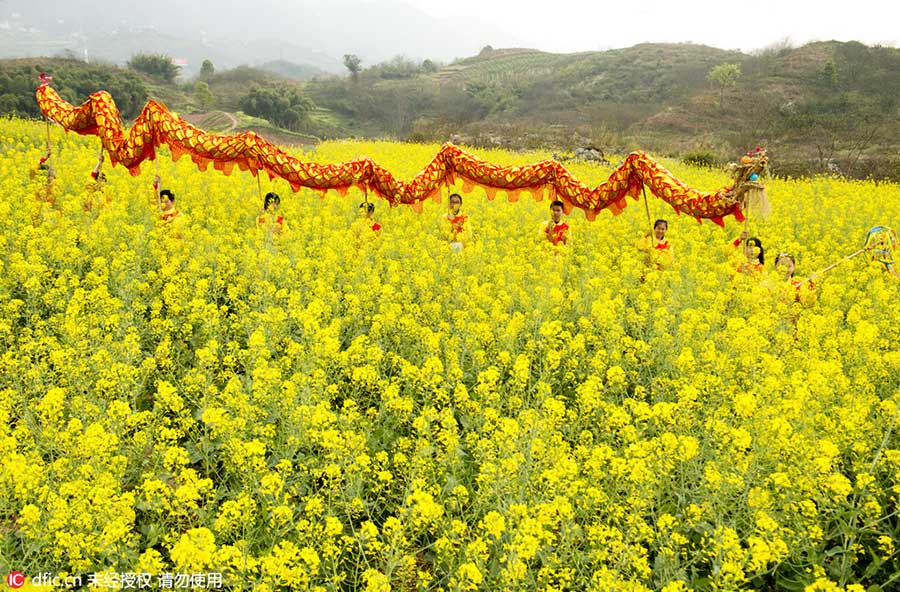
[820, 60, 838, 87]
[200, 59, 215, 81]
[0, 62, 147, 119]
[343, 54, 362, 82]
[239, 85, 316, 131]
[0, 92, 20, 115]
[377, 56, 419, 80]
[194, 81, 214, 110]
[836, 41, 869, 86]
[707, 63, 741, 108]
[127, 53, 180, 83]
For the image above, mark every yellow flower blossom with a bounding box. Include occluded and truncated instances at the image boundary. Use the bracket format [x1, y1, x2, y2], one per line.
[5, 121, 900, 588]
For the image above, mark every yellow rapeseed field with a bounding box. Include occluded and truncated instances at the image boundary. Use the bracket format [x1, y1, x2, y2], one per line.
[2, 117, 900, 591]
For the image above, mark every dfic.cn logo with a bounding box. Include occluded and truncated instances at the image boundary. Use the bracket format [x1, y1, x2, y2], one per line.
[6, 571, 26, 588]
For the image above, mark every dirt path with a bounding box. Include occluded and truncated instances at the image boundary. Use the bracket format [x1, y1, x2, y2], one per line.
[222, 111, 237, 132]
[182, 111, 238, 132]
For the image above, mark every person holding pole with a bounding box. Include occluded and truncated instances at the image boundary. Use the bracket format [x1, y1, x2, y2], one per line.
[442, 193, 470, 253]
[84, 149, 110, 212]
[153, 174, 183, 223]
[774, 253, 817, 307]
[734, 234, 765, 276]
[352, 200, 382, 249]
[543, 200, 570, 247]
[257, 192, 286, 235]
[637, 219, 672, 269]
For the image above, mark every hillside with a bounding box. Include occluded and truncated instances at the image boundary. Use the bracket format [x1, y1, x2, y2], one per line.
[181, 110, 319, 146]
[3, 40, 899, 180]
[303, 41, 900, 179]
[0, 58, 149, 119]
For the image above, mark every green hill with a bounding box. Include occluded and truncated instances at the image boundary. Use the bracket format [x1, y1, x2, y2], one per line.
[259, 60, 330, 81]
[0, 58, 149, 119]
[305, 41, 898, 180]
[4, 41, 899, 181]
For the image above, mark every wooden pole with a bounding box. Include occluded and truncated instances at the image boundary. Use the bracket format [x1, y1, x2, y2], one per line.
[638, 175, 654, 238]
[155, 157, 162, 212]
[812, 247, 871, 277]
[638, 178, 656, 267]
[641, 185, 653, 232]
[257, 170, 263, 204]
[94, 143, 104, 176]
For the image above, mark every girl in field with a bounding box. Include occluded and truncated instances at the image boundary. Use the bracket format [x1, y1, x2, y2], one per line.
[442, 193, 470, 253]
[30, 148, 56, 206]
[83, 152, 111, 212]
[29, 159, 57, 226]
[83, 171, 110, 213]
[735, 234, 765, 275]
[151, 175, 185, 226]
[543, 200, 570, 247]
[257, 192, 286, 234]
[352, 201, 382, 248]
[637, 219, 672, 269]
[159, 189, 183, 223]
[774, 252, 817, 307]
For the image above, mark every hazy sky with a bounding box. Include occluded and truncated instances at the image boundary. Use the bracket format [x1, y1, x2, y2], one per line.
[412, 0, 899, 53]
[3, 0, 897, 69]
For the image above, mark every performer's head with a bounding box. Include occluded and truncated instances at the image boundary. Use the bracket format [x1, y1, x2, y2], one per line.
[744, 237, 764, 265]
[264, 192, 280, 212]
[38, 162, 55, 179]
[91, 171, 108, 190]
[550, 200, 564, 223]
[775, 253, 795, 278]
[160, 189, 176, 210]
[449, 193, 462, 214]
[654, 219, 668, 241]
[359, 201, 375, 218]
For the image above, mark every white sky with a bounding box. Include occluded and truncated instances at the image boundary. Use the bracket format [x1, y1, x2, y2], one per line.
[410, 0, 899, 53]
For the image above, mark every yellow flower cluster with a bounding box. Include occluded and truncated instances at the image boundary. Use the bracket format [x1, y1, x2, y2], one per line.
[3, 117, 900, 590]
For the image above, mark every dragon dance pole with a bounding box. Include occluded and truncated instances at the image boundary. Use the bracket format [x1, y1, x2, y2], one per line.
[155, 157, 162, 212]
[640, 181, 654, 237]
[45, 118, 52, 163]
[813, 247, 870, 276]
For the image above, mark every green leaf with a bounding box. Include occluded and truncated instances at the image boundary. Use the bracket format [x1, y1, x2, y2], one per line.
[862, 551, 884, 580]
[774, 570, 810, 592]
